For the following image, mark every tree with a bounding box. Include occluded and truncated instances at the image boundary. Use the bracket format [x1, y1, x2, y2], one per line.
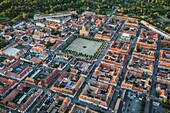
[86, 7, 90, 11]
[22, 12, 28, 20]
[102, 0, 106, 2]
[51, 30, 61, 35]
[45, 41, 52, 47]
[137, 46, 142, 52]
[163, 98, 169, 104]
[8, 21, 14, 26]
[18, 43, 22, 47]
[165, 27, 170, 33]
[71, 14, 78, 19]
[105, 56, 109, 59]
[67, 68, 71, 72]
[41, 28, 47, 33]
[0, 38, 9, 49]
[53, 64, 59, 68]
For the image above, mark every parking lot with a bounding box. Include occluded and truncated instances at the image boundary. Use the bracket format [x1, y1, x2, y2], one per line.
[123, 92, 142, 113]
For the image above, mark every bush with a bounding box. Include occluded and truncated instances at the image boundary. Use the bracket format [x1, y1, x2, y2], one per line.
[105, 56, 109, 59]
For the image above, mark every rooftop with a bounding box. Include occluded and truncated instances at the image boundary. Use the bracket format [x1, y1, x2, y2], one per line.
[3, 47, 21, 56]
[92, 63, 121, 85]
[69, 104, 98, 113]
[79, 80, 115, 109]
[128, 56, 153, 75]
[51, 72, 85, 97]
[102, 50, 127, 67]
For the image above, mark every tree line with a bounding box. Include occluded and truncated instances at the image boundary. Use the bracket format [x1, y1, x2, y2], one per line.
[0, 0, 169, 32]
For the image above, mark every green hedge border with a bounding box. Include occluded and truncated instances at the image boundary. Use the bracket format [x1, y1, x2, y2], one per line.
[61, 35, 106, 59]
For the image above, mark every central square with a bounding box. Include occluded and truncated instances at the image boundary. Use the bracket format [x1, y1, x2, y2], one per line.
[66, 38, 103, 56]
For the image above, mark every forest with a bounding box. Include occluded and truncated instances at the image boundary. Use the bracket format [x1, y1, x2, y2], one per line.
[0, 0, 170, 33]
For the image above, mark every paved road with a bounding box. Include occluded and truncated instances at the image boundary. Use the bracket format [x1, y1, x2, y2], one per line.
[65, 7, 121, 113]
[148, 34, 162, 113]
[107, 25, 143, 112]
[0, 7, 123, 113]
[92, 6, 119, 38]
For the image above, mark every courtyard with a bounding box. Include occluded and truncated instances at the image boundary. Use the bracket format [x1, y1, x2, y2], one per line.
[66, 38, 103, 56]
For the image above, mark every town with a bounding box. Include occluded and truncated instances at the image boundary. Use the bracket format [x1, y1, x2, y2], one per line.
[0, 10, 170, 113]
